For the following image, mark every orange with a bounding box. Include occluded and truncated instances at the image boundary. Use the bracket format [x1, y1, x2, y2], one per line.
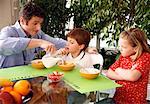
[0, 78, 14, 87]
[1, 86, 13, 93]
[9, 90, 22, 104]
[13, 80, 31, 96]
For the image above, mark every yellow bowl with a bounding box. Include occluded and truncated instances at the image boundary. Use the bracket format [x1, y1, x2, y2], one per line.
[80, 68, 100, 79]
[31, 59, 45, 69]
[58, 62, 75, 71]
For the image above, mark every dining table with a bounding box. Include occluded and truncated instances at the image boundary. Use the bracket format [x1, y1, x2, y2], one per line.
[0, 65, 121, 104]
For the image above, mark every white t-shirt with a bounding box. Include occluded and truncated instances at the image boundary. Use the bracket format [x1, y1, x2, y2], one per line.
[63, 51, 93, 68]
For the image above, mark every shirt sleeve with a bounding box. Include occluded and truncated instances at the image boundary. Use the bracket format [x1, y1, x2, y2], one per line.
[39, 31, 66, 49]
[0, 26, 30, 56]
[109, 55, 122, 71]
[134, 52, 150, 76]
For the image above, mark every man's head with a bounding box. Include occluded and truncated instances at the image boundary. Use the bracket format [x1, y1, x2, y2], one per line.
[19, 2, 45, 36]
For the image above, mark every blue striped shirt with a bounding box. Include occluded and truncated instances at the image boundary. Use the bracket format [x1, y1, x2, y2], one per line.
[0, 21, 66, 68]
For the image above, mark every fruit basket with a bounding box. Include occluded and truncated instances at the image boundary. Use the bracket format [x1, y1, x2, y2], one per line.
[0, 79, 33, 104]
[47, 71, 64, 83]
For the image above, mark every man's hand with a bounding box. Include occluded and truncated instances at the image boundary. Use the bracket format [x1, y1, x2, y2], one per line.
[40, 40, 56, 54]
[27, 39, 56, 54]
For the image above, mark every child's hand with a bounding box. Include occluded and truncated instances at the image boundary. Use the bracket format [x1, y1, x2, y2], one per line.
[57, 47, 69, 56]
[57, 60, 65, 65]
[115, 68, 130, 78]
[115, 67, 141, 81]
[115, 68, 123, 74]
[86, 47, 98, 54]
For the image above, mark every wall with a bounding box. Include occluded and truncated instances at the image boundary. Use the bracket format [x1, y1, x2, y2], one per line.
[0, 0, 19, 29]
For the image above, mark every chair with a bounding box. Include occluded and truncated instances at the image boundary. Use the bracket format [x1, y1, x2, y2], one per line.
[147, 72, 150, 100]
[90, 53, 104, 70]
[90, 53, 116, 102]
[147, 84, 150, 100]
[88, 53, 105, 102]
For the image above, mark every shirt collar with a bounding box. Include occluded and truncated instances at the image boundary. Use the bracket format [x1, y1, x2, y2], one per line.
[68, 51, 85, 61]
[13, 21, 28, 38]
[13, 21, 41, 38]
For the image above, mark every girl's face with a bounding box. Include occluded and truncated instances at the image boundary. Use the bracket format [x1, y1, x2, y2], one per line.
[66, 37, 84, 54]
[118, 38, 136, 57]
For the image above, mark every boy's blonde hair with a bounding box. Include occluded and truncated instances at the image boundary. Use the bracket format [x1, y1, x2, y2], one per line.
[120, 28, 150, 61]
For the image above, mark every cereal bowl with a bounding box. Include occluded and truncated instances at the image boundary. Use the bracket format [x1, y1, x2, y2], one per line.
[31, 59, 45, 69]
[80, 68, 100, 79]
[58, 62, 75, 71]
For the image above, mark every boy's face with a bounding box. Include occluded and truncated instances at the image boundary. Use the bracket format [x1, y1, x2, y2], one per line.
[118, 38, 136, 57]
[66, 37, 84, 54]
[20, 16, 43, 36]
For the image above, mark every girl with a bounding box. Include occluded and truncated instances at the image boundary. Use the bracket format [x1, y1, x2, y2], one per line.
[107, 28, 150, 104]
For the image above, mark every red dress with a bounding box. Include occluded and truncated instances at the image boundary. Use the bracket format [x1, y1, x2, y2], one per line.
[110, 52, 150, 104]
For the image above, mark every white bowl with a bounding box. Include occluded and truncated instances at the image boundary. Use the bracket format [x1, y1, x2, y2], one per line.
[42, 56, 61, 68]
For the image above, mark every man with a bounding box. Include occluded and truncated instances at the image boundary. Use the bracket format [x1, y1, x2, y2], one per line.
[0, 2, 66, 68]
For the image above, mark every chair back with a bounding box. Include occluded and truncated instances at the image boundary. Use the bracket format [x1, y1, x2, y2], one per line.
[90, 53, 104, 70]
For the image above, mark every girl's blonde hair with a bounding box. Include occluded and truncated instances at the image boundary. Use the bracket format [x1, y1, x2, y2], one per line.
[120, 28, 150, 61]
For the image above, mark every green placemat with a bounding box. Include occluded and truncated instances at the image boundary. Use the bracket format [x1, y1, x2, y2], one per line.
[62, 68, 121, 93]
[0, 65, 57, 80]
[0, 65, 121, 93]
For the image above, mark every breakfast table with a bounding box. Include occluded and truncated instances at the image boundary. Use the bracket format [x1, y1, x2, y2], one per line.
[0, 65, 121, 104]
